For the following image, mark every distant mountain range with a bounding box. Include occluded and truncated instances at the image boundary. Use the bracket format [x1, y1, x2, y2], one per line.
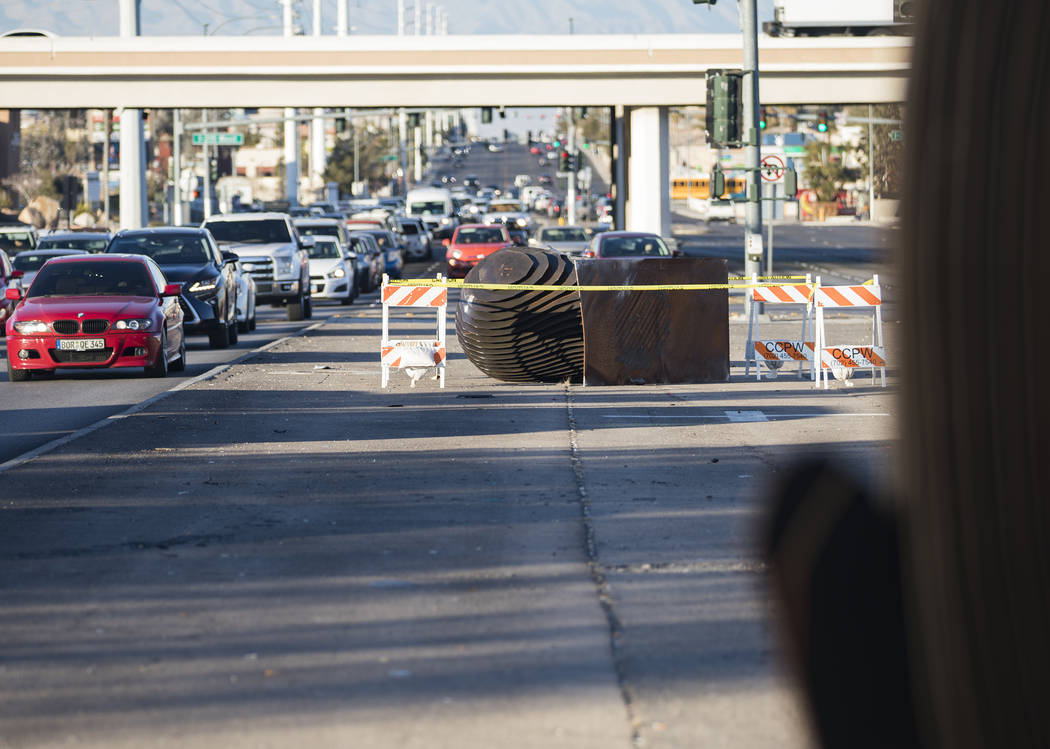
[3, 0, 774, 37]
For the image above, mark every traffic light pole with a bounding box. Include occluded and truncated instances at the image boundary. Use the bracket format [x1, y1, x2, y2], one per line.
[741, 0, 762, 279]
[203, 108, 212, 220]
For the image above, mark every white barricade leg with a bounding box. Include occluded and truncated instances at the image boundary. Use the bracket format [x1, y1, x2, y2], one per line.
[381, 274, 391, 388]
[744, 275, 757, 378]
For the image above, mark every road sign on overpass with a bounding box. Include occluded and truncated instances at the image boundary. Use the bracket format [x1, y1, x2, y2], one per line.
[191, 133, 244, 146]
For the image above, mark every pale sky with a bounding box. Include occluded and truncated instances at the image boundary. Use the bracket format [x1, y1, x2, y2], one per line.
[2, 0, 772, 37]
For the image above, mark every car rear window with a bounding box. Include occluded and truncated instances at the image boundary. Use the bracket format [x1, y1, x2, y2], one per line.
[38, 237, 110, 252]
[400, 223, 419, 234]
[599, 236, 670, 258]
[29, 261, 155, 298]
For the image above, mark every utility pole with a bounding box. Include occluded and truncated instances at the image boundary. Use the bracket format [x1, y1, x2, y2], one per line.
[311, 0, 326, 199]
[172, 108, 182, 225]
[741, 0, 762, 278]
[336, 0, 347, 35]
[397, 0, 405, 36]
[567, 107, 577, 225]
[202, 108, 212, 219]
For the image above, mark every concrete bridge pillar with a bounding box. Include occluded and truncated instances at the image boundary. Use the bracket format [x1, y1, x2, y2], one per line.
[624, 106, 671, 237]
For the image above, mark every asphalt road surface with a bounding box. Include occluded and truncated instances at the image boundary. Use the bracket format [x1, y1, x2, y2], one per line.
[0, 282, 896, 748]
[0, 302, 350, 465]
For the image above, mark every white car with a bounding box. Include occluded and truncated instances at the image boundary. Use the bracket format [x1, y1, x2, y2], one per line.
[308, 235, 357, 305]
[530, 225, 594, 256]
[234, 259, 257, 332]
[704, 198, 737, 224]
[397, 217, 431, 261]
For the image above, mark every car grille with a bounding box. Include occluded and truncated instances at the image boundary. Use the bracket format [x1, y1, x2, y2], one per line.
[50, 319, 111, 335]
[240, 257, 275, 284]
[49, 348, 113, 363]
[81, 320, 110, 334]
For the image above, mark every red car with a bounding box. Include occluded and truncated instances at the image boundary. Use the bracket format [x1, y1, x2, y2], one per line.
[443, 224, 511, 278]
[5, 254, 186, 381]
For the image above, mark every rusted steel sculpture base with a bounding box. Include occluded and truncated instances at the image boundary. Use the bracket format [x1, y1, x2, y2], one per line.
[456, 248, 584, 383]
[577, 257, 729, 385]
[456, 249, 729, 386]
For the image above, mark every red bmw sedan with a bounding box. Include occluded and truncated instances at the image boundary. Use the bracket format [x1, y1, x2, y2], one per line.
[5, 254, 186, 381]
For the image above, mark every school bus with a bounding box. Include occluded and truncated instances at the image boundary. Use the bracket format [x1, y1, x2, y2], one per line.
[670, 175, 747, 200]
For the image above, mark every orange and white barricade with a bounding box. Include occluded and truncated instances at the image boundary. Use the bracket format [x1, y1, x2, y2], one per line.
[744, 274, 816, 381]
[381, 275, 448, 388]
[813, 275, 886, 389]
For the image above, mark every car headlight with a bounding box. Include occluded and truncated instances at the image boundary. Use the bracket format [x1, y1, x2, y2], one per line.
[451, 249, 462, 259]
[440, 217, 452, 225]
[275, 256, 295, 276]
[516, 218, 527, 227]
[114, 318, 153, 331]
[327, 266, 346, 279]
[188, 278, 219, 293]
[13, 320, 49, 334]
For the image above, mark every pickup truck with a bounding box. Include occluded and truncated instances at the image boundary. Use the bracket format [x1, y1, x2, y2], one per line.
[202, 212, 313, 321]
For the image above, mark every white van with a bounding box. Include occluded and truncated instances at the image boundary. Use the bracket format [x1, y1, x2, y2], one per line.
[405, 187, 457, 240]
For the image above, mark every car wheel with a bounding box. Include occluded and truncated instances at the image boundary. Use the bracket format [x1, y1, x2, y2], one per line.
[228, 316, 239, 345]
[249, 312, 257, 331]
[208, 321, 231, 349]
[6, 356, 30, 382]
[170, 332, 187, 372]
[286, 294, 305, 321]
[341, 291, 353, 305]
[304, 295, 313, 319]
[144, 334, 170, 378]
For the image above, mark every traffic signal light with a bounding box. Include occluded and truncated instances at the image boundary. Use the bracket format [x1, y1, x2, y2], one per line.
[481, 107, 493, 124]
[784, 168, 798, 197]
[558, 150, 570, 171]
[712, 167, 725, 198]
[759, 107, 767, 130]
[816, 110, 830, 133]
[705, 69, 744, 148]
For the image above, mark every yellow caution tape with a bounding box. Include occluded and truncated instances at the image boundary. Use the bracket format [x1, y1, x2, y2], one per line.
[728, 275, 810, 281]
[387, 278, 815, 292]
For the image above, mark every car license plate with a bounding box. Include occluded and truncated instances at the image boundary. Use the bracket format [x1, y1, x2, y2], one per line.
[57, 338, 105, 351]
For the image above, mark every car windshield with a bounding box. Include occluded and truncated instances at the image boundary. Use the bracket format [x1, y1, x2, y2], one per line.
[297, 225, 339, 239]
[410, 201, 446, 214]
[456, 227, 506, 244]
[367, 232, 393, 249]
[308, 240, 341, 259]
[38, 236, 109, 252]
[204, 219, 291, 244]
[542, 228, 589, 242]
[488, 202, 520, 213]
[28, 261, 155, 298]
[0, 231, 34, 252]
[14, 251, 84, 272]
[109, 234, 212, 265]
[599, 236, 670, 258]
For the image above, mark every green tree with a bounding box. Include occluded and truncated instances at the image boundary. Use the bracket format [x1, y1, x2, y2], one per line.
[803, 139, 859, 202]
[849, 104, 904, 198]
[323, 126, 394, 194]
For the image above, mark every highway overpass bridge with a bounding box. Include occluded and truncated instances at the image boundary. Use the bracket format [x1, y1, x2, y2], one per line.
[0, 33, 911, 230]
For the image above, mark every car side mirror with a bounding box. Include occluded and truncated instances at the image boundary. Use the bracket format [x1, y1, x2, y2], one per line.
[672, 249, 683, 258]
[442, 238, 451, 247]
[162, 283, 182, 297]
[6, 287, 22, 301]
[221, 251, 240, 264]
[299, 235, 316, 249]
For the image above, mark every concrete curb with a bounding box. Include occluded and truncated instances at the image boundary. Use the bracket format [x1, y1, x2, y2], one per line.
[0, 317, 331, 475]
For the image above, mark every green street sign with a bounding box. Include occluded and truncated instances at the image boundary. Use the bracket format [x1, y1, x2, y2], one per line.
[381, 154, 398, 161]
[889, 130, 903, 142]
[192, 133, 244, 146]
